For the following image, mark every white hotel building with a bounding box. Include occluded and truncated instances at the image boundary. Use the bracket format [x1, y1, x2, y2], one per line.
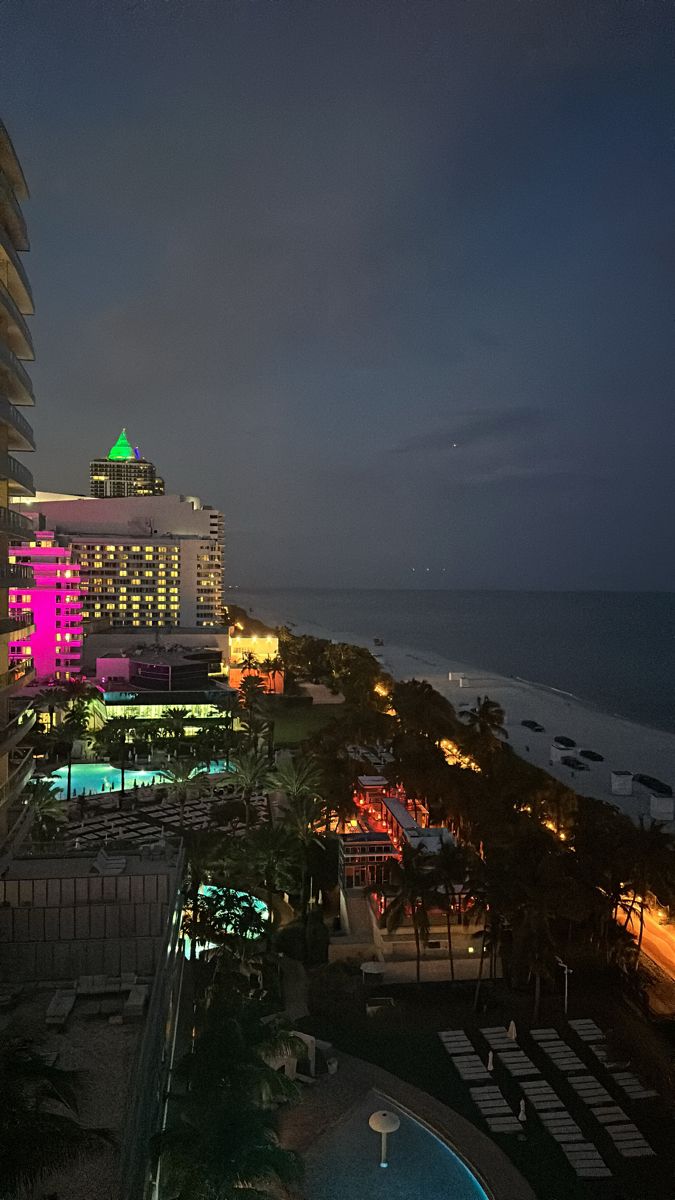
[14, 492, 225, 629]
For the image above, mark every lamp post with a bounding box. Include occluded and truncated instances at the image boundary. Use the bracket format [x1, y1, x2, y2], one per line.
[556, 956, 573, 1015]
[369, 1109, 400, 1168]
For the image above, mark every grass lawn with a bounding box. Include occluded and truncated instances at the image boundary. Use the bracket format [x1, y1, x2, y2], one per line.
[268, 703, 343, 745]
[300, 977, 675, 1200]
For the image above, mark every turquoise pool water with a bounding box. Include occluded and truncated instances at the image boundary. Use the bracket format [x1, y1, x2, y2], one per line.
[304, 1092, 490, 1200]
[50, 759, 230, 799]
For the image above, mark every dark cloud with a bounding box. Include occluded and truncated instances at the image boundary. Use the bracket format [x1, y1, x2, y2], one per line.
[391, 406, 546, 454]
[1, 0, 673, 588]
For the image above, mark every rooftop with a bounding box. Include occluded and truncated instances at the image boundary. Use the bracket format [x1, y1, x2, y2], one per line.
[106, 427, 140, 462]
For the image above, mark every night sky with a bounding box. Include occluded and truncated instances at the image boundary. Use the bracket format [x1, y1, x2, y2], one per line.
[2, 1, 674, 589]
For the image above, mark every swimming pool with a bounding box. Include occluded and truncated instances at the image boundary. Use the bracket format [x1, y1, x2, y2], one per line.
[183, 884, 269, 957]
[50, 759, 231, 799]
[304, 1091, 490, 1200]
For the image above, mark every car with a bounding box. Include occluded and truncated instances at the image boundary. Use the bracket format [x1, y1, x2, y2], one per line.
[521, 719, 545, 732]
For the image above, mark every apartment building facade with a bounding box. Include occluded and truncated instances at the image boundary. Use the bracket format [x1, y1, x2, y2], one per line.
[0, 119, 37, 839]
[8, 531, 83, 681]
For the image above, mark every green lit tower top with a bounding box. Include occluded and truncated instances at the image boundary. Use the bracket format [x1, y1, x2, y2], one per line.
[90, 428, 165, 497]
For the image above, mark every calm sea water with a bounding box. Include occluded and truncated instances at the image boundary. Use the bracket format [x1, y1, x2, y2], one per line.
[232, 590, 675, 733]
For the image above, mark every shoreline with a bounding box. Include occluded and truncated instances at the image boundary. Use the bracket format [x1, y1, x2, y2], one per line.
[247, 599, 675, 828]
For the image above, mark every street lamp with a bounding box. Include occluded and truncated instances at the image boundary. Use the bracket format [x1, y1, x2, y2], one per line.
[369, 1109, 401, 1168]
[556, 956, 573, 1015]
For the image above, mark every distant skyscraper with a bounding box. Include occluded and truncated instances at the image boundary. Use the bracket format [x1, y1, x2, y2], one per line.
[89, 428, 165, 498]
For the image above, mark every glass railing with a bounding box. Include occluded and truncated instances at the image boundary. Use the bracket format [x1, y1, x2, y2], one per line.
[0, 452, 34, 494]
[0, 609, 34, 637]
[0, 562, 33, 586]
[0, 746, 33, 811]
[0, 705, 35, 755]
[0, 394, 34, 447]
[0, 338, 33, 404]
[0, 222, 33, 311]
[0, 504, 32, 538]
[0, 279, 33, 357]
[0, 658, 34, 691]
[0, 169, 28, 250]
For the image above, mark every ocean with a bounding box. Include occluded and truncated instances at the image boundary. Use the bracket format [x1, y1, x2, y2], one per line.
[230, 589, 675, 734]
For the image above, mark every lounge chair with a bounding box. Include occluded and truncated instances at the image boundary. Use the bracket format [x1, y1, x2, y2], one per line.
[91, 848, 126, 875]
[46, 988, 76, 1028]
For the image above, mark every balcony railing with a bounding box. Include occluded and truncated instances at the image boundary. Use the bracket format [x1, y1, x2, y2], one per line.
[0, 504, 33, 539]
[0, 452, 34, 495]
[0, 222, 33, 314]
[0, 746, 34, 812]
[0, 658, 34, 694]
[0, 562, 33, 587]
[0, 280, 33, 359]
[0, 169, 28, 252]
[0, 338, 33, 405]
[0, 394, 35, 451]
[0, 705, 35, 757]
[0, 609, 34, 638]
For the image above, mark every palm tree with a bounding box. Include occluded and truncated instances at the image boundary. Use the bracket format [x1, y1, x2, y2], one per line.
[238, 675, 266, 741]
[60, 702, 89, 802]
[229, 749, 271, 832]
[280, 792, 325, 917]
[433, 842, 468, 982]
[159, 757, 206, 831]
[159, 706, 191, 756]
[375, 844, 435, 983]
[239, 650, 260, 676]
[91, 716, 136, 794]
[236, 822, 301, 937]
[258, 654, 278, 694]
[24, 778, 65, 841]
[461, 695, 508, 746]
[621, 818, 674, 966]
[269, 754, 324, 807]
[34, 684, 70, 733]
[0, 1038, 107, 1194]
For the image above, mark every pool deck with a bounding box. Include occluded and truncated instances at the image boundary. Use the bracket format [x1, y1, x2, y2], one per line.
[280, 1051, 535, 1200]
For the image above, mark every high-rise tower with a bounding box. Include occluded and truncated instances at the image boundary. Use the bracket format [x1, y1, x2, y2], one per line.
[0, 119, 37, 841]
[89, 428, 165, 497]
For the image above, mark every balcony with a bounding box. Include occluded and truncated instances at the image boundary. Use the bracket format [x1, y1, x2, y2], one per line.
[0, 746, 34, 813]
[0, 658, 35, 696]
[0, 338, 33, 405]
[0, 562, 33, 588]
[0, 453, 34, 496]
[0, 395, 35, 452]
[0, 281, 33, 359]
[0, 223, 32, 315]
[0, 610, 35, 640]
[0, 706, 35, 758]
[0, 504, 33, 540]
[0, 169, 28, 252]
[0, 122, 28, 201]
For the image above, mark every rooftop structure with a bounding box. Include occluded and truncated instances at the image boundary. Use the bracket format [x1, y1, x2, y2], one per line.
[0, 842, 185, 1199]
[0, 118, 37, 843]
[90, 427, 165, 497]
[9, 530, 83, 681]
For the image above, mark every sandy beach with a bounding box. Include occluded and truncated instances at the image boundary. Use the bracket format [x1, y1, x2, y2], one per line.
[249, 603, 675, 829]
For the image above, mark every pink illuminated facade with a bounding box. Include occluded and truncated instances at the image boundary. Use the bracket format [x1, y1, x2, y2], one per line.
[8, 531, 83, 682]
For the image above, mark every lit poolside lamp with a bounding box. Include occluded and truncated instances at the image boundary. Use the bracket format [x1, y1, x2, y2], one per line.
[369, 1109, 400, 1168]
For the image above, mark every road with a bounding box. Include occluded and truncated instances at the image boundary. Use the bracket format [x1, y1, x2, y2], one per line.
[627, 907, 675, 978]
